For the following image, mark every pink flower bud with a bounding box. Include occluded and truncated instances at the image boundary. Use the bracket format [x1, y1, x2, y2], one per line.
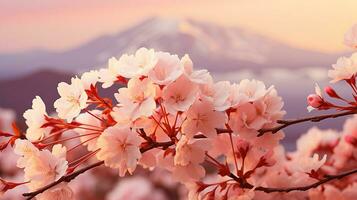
[324, 86, 341, 99]
[345, 135, 357, 147]
[236, 139, 250, 158]
[307, 94, 323, 108]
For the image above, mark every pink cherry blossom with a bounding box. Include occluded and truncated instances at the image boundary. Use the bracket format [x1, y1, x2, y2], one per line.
[174, 135, 210, 166]
[98, 57, 121, 88]
[181, 54, 212, 84]
[295, 127, 339, 157]
[54, 77, 88, 122]
[344, 24, 357, 48]
[36, 183, 74, 200]
[163, 75, 199, 113]
[74, 110, 102, 151]
[237, 79, 271, 102]
[96, 125, 142, 177]
[107, 176, 166, 200]
[328, 53, 357, 83]
[80, 70, 99, 89]
[23, 144, 68, 191]
[228, 102, 268, 138]
[343, 115, 357, 140]
[23, 96, 50, 141]
[182, 98, 226, 138]
[148, 52, 183, 85]
[172, 136, 210, 183]
[200, 81, 232, 111]
[14, 139, 40, 168]
[115, 77, 157, 120]
[117, 47, 158, 78]
[291, 153, 327, 173]
[172, 162, 206, 183]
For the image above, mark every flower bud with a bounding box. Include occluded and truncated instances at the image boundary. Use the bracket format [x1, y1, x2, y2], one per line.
[325, 86, 341, 99]
[307, 94, 323, 108]
[0, 179, 22, 196]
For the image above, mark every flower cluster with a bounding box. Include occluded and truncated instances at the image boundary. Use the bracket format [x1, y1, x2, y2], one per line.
[0, 25, 357, 200]
[307, 25, 357, 112]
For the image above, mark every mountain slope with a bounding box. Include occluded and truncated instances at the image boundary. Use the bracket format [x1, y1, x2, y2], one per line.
[0, 17, 342, 79]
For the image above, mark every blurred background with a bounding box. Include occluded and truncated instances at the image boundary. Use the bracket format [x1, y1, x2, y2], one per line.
[0, 0, 356, 149]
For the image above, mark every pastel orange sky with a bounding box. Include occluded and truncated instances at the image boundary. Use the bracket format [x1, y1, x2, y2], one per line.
[1, 0, 356, 54]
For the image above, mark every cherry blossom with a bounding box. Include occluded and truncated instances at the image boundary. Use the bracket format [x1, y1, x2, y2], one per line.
[36, 183, 74, 200]
[114, 77, 156, 120]
[344, 24, 357, 48]
[228, 102, 268, 137]
[14, 139, 39, 168]
[23, 96, 50, 141]
[174, 135, 210, 166]
[291, 153, 327, 173]
[237, 79, 271, 102]
[98, 57, 122, 88]
[182, 98, 226, 138]
[117, 47, 158, 78]
[74, 110, 102, 151]
[106, 176, 166, 200]
[162, 75, 199, 113]
[148, 52, 183, 85]
[172, 136, 210, 183]
[328, 53, 357, 83]
[80, 70, 99, 89]
[295, 127, 339, 157]
[181, 54, 212, 84]
[21, 144, 68, 191]
[200, 81, 232, 111]
[54, 77, 88, 122]
[96, 125, 142, 176]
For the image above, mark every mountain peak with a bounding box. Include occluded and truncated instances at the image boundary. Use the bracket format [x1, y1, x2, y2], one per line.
[0, 17, 340, 79]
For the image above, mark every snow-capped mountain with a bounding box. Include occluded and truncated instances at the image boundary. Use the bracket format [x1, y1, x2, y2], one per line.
[0, 17, 343, 79]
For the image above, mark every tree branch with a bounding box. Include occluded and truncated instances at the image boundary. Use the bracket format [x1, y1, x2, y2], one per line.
[229, 168, 357, 193]
[258, 109, 357, 136]
[22, 110, 357, 199]
[22, 140, 173, 200]
[22, 161, 104, 200]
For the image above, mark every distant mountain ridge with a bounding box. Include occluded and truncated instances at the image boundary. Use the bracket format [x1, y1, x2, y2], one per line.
[0, 17, 344, 79]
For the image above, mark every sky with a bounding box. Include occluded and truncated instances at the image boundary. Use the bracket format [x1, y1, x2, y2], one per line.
[1, 0, 357, 54]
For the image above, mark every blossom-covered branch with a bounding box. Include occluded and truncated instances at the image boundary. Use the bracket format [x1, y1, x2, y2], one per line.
[22, 161, 104, 200]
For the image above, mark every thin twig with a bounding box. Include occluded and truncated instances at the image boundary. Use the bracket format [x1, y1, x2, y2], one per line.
[229, 168, 357, 193]
[257, 109, 357, 136]
[23, 161, 104, 200]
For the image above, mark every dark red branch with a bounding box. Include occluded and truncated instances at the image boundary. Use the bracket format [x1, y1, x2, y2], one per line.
[258, 109, 357, 136]
[229, 168, 357, 193]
